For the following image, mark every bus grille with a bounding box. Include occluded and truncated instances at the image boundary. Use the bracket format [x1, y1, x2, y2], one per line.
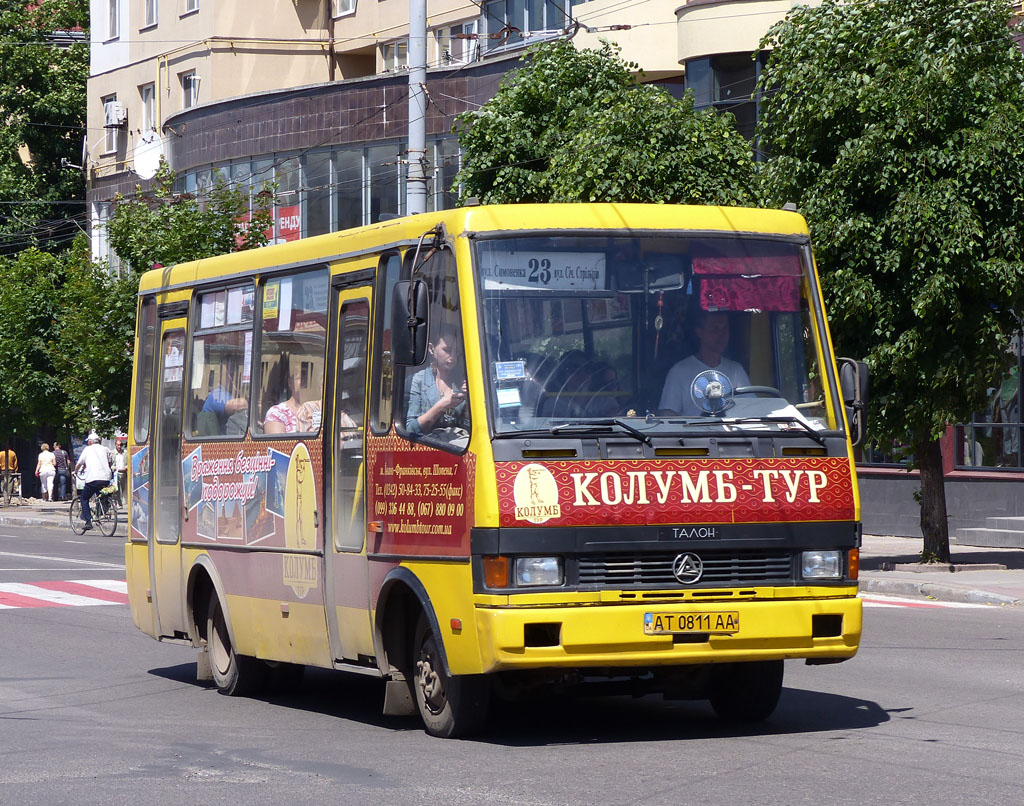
[577, 551, 794, 587]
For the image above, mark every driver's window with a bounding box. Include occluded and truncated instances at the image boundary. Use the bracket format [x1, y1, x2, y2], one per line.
[395, 249, 471, 451]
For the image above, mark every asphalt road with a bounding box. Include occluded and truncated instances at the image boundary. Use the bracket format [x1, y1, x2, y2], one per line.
[2, 523, 1023, 805]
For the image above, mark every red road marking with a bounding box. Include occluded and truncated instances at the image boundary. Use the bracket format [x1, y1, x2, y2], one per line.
[0, 591, 71, 608]
[31, 580, 130, 604]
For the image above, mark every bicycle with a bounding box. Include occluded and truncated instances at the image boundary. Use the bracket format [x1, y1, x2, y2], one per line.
[69, 483, 119, 537]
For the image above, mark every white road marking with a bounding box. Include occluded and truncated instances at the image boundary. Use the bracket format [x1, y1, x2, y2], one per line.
[0, 551, 124, 570]
[860, 594, 992, 609]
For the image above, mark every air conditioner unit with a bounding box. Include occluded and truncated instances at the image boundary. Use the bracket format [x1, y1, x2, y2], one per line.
[104, 102, 127, 128]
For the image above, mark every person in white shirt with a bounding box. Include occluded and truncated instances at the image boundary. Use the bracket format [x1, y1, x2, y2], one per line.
[659, 310, 750, 416]
[75, 432, 113, 530]
[113, 442, 128, 505]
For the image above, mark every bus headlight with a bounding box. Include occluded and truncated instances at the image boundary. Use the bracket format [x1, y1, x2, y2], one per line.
[801, 550, 842, 579]
[515, 557, 563, 587]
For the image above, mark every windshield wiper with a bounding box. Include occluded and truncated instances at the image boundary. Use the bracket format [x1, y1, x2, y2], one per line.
[550, 418, 653, 446]
[725, 416, 828, 447]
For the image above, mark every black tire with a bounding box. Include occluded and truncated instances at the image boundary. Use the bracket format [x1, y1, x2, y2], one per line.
[411, 614, 490, 738]
[69, 497, 85, 535]
[708, 660, 784, 722]
[206, 591, 267, 696]
[96, 497, 118, 537]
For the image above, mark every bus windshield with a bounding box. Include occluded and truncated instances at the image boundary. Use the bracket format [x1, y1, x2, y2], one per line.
[476, 233, 841, 435]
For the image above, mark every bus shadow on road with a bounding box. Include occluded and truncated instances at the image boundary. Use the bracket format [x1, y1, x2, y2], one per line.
[148, 663, 418, 732]
[149, 663, 888, 744]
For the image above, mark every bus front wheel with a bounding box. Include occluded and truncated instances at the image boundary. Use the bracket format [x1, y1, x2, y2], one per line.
[206, 591, 266, 696]
[708, 660, 784, 722]
[411, 614, 489, 738]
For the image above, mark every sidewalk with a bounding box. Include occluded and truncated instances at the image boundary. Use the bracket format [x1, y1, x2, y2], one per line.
[860, 533, 1024, 606]
[1, 499, 1021, 605]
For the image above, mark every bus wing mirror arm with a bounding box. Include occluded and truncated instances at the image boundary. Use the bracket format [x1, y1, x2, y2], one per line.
[838, 357, 870, 447]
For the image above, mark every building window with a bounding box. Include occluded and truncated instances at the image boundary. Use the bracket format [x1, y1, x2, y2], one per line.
[144, 0, 158, 27]
[482, 0, 568, 52]
[381, 41, 407, 72]
[108, 0, 119, 39]
[435, 21, 478, 66]
[956, 332, 1023, 470]
[332, 0, 355, 16]
[91, 201, 121, 274]
[686, 52, 770, 149]
[184, 0, 199, 13]
[181, 72, 200, 108]
[139, 84, 156, 131]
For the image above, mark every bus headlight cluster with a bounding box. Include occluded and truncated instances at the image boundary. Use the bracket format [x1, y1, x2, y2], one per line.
[515, 557, 563, 587]
[801, 550, 842, 579]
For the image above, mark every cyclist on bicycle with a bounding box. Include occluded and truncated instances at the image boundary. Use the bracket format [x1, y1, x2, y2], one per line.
[75, 431, 112, 532]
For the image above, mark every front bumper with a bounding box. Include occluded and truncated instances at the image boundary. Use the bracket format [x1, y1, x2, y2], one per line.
[471, 590, 861, 673]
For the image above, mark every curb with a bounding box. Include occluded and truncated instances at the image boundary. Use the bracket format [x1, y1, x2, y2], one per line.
[860, 577, 1022, 607]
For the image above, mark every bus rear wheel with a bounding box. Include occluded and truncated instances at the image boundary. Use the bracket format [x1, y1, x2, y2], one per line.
[411, 614, 489, 738]
[708, 660, 784, 722]
[206, 591, 266, 696]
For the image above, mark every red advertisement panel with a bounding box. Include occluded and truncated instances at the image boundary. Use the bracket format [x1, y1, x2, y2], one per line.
[366, 434, 475, 557]
[495, 457, 855, 527]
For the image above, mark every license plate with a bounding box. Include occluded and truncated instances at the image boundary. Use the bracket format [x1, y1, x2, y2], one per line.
[643, 611, 740, 635]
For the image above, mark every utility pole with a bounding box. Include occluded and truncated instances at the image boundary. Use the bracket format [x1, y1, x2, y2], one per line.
[407, 0, 428, 215]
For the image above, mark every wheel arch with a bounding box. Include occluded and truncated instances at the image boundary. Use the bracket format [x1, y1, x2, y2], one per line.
[374, 567, 449, 679]
[186, 555, 232, 648]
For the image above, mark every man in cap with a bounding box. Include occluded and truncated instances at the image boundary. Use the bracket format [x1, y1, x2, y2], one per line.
[75, 432, 113, 531]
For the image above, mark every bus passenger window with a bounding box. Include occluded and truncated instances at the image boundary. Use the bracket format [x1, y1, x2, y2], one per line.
[187, 285, 254, 439]
[254, 268, 329, 436]
[395, 248, 471, 451]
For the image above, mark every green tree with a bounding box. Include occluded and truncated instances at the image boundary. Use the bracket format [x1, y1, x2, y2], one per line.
[107, 161, 272, 271]
[0, 0, 88, 254]
[53, 238, 138, 432]
[757, 0, 1024, 561]
[0, 248, 68, 438]
[455, 40, 757, 205]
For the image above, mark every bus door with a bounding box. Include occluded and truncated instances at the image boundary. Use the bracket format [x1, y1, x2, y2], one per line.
[323, 276, 374, 662]
[150, 316, 187, 637]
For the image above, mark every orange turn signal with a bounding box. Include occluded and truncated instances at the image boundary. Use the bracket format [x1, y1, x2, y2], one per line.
[482, 555, 510, 589]
[848, 548, 860, 581]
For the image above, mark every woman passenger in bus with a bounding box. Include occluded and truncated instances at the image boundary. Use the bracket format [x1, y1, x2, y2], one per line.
[406, 328, 468, 436]
[264, 361, 322, 434]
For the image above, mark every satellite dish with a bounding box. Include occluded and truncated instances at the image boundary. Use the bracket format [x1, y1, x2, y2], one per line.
[133, 130, 164, 180]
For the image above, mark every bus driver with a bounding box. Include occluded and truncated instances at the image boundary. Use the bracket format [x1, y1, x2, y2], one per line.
[658, 310, 749, 416]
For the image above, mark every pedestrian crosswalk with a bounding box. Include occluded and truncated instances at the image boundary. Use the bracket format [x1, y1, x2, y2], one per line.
[860, 593, 991, 609]
[0, 579, 128, 609]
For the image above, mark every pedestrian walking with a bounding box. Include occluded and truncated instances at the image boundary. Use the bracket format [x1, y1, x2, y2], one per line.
[35, 443, 56, 502]
[53, 441, 71, 501]
[114, 442, 128, 506]
[75, 432, 112, 531]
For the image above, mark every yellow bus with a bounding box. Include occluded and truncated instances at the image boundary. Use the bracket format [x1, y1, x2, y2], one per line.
[126, 203, 867, 737]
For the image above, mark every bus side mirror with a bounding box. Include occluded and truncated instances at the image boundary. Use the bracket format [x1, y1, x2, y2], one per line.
[391, 280, 429, 366]
[838, 357, 869, 447]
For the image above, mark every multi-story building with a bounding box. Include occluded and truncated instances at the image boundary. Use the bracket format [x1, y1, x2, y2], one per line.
[86, 0, 805, 256]
[86, 0, 1024, 540]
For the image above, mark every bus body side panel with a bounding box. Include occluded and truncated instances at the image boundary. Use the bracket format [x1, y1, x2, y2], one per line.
[184, 548, 334, 667]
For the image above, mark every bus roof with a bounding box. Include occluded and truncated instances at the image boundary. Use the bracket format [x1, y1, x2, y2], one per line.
[137, 203, 811, 294]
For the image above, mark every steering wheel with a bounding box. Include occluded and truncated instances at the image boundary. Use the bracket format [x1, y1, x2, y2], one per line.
[734, 385, 784, 398]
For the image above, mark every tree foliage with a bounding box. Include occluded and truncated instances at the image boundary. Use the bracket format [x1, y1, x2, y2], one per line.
[758, 0, 1024, 559]
[107, 162, 272, 271]
[0, 0, 88, 254]
[455, 40, 757, 205]
[0, 247, 68, 437]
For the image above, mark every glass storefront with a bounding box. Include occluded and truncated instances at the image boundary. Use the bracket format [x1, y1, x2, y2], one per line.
[173, 137, 461, 242]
